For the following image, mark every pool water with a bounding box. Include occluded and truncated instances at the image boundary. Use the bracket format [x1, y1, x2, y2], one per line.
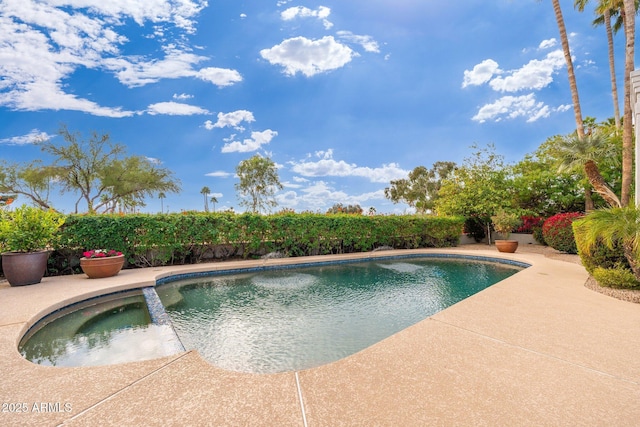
[157, 258, 521, 373]
[19, 293, 176, 367]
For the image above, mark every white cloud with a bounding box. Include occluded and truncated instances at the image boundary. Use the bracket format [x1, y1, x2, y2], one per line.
[173, 93, 193, 100]
[539, 38, 557, 49]
[465, 42, 571, 123]
[221, 130, 278, 153]
[0, 129, 52, 145]
[281, 6, 332, 29]
[146, 101, 210, 115]
[462, 59, 501, 88]
[260, 36, 354, 77]
[106, 49, 242, 88]
[336, 31, 380, 53]
[471, 94, 550, 123]
[195, 67, 243, 87]
[464, 50, 565, 93]
[207, 110, 255, 130]
[205, 171, 232, 178]
[0, 0, 237, 116]
[489, 50, 565, 92]
[276, 180, 386, 211]
[289, 149, 408, 183]
[146, 157, 162, 164]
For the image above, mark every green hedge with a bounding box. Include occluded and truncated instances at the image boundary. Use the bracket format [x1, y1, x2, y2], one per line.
[47, 213, 464, 274]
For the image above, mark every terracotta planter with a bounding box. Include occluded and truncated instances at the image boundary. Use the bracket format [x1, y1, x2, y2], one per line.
[80, 255, 125, 279]
[495, 240, 519, 253]
[1, 251, 50, 286]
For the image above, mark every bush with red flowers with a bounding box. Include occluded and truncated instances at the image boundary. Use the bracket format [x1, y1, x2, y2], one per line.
[518, 215, 546, 245]
[542, 212, 583, 254]
[517, 216, 544, 234]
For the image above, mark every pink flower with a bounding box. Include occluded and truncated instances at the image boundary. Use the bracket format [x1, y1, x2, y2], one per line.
[83, 249, 123, 258]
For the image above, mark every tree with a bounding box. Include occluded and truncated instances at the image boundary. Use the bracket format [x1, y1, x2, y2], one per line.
[620, 0, 636, 206]
[326, 203, 363, 214]
[554, 131, 622, 208]
[235, 155, 282, 213]
[0, 160, 54, 210]
[2, 125, 181, 213]
[574, 0, 621, 128]
[210, 195, 218, 213]
[573, 0, 638, 206]
[200, 186, 211, 212]
[550, 0, 586, 138]
[512, 142, 586, 217]
[158, 192, 166, 214]
[384, 162, 456, 214]
[434, 144, 515, 241]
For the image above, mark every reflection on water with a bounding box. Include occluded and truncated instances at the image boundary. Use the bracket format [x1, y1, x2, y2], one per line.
[20, 294, 173, 367]
[158, 258, 521, 374]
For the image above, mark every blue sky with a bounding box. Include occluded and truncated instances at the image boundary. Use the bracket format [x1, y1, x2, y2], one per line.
[0, 1, 629, 214]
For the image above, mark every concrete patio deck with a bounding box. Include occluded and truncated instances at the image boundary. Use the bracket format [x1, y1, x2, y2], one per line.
[1, 245, 639, 426]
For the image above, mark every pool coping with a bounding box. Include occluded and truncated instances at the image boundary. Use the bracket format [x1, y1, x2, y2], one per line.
[1, 246, 639, 426]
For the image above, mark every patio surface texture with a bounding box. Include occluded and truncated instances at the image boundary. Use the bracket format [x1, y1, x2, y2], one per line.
[1, 244, 639, 426]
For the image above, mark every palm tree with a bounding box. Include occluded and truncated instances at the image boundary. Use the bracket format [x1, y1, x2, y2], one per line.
[574, 206, 640, 279]
[574, 0, 621, 128]
[620, 0, 637, 206]
[210, 195, 218, 213]
[555, 132, 621, 208]
[550, 0, 585, 137]
[200, 186, 210, 212]
[158, 192, 166, 214]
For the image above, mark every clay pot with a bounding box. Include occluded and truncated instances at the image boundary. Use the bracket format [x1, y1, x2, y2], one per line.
[495, 240, 519, 253]
[80, 255, 125, 279]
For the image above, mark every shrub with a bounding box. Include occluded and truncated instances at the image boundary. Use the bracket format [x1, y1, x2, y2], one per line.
[491, 210, 521, 239]
[0, 205, 65, 252]
[542, 212, 583, 253]
[517, 216, 544, 234]
[572, 211, 638, 289]
[464, 216, 486, 242]
[54, 213, 465, 271]
[532, 225, 546, 245]
[593, 267, 640, 289]
[573, 219, 629, 275]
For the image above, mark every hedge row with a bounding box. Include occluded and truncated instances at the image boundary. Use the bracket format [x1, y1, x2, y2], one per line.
[48, 213, 465, 274]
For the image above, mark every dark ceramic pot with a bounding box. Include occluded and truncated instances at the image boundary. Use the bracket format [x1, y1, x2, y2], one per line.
[1, 251, 50, 286]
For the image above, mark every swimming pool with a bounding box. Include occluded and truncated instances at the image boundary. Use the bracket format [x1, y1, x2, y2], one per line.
[19, 255, 525, 371]
[19, 291, 183, 367]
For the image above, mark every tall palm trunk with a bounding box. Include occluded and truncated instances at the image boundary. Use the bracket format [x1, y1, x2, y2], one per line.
[584, 160, 622, 207]
[621, 0, 636, 207]
[553, 0, 585, 138]
[603, 10, 622, 128]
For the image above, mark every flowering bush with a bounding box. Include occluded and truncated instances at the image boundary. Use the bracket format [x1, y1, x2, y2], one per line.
[82, 249, 123, 258]
[517, 216, 544, 234]
[542, 212, 583, 253]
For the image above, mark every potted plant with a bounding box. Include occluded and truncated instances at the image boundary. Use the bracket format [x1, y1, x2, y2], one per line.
[0, 205, 65, 286]
[491, 210, 522, 253]
[80, 249, 125, 279]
